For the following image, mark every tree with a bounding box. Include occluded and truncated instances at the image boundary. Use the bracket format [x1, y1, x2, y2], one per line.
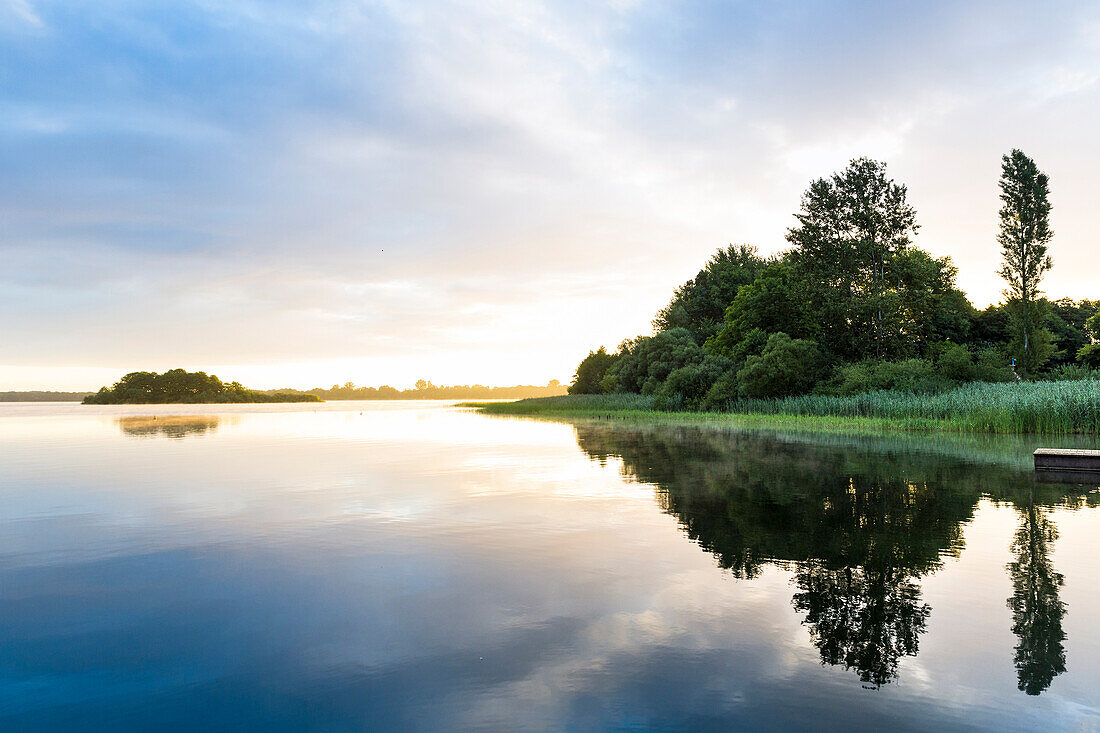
[794, 563, 929, 688]
[737, 332, 824, 398]
[1078, 342, 1100, 369]
[705, 261, 817, 358]
[1007, 498, 1066, 695]
[1073, 306, 1100, 368]
[972, 304, 1011, 348]
[568, 347, 618, 394]
[892, 250, 974, 355]
[997, 149, 1054, 375]
[605, 328, 705, 394]
[652, 355, 732, 411]
[571, 423, 984, 687]
[653, 244, 767, 343]
[81, 370, 319, 404]
[787, 158, 919, 360]
[1045, 299, 1099, 368]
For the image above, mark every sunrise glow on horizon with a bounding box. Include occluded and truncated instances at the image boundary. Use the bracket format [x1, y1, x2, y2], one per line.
[4, 1, 1100, 390]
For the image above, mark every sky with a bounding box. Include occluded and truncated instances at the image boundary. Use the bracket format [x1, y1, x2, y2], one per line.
[3, 0, 1100, 390]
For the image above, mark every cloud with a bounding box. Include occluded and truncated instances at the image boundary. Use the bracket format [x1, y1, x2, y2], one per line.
[2, 0, 42, 27]
[3, 0, 1100, 388]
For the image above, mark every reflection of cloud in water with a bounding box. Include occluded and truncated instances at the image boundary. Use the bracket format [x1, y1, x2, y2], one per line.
[3, 407, 1100, 727]
[117, 415, 221, 439]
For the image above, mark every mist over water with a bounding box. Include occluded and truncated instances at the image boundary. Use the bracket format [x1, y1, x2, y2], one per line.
[1, 402, 1098, 730]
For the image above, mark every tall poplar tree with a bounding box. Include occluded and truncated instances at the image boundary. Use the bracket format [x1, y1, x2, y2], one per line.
[997, 149, 1054, 375]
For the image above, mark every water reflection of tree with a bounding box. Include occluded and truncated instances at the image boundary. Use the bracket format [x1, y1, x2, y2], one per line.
[793, 564, 927, 688]
[573, 423, 1025, 687]
[1007, 494, 1066, 695]
[117, 415, 220, 439]
[782, 468, 957, 688]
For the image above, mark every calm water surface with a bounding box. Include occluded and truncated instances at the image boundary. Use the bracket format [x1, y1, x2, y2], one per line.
[2, 401, 1099, 731]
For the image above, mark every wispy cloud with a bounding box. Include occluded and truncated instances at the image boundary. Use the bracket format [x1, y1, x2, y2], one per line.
[2, 0, 42, 27]
[3, 0, 1100, 388]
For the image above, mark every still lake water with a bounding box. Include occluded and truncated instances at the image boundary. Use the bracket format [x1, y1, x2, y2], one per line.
[2, 401, 1100, 731]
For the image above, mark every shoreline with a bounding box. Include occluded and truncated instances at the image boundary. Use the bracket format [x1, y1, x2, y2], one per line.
[465, 390, 1100, 436]
[465, 400, 953, 434]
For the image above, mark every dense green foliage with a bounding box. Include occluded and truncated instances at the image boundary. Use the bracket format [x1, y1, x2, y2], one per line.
[567, 153, 1100, 413]
[1049, 298, 1099, 367]
[1077, 310, 1100, 368]
[653, 354, 731, 411]
[705, 262, 817, 354]
[604, 328, 706, 394]
[83, 370, 321, 404]
[737, 332, 824, 398]
[653, 244, 767, 343]
[568, 349, 617, 395]
[786, 157, 922, 360]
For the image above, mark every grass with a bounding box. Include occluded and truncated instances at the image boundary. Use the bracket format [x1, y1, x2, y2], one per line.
[464, 379, 1100, 435]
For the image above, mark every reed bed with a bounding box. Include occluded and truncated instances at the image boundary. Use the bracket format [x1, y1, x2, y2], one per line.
[465, 393, 655, 415]
[470, 380, 1100, 435]
[731, 380, 1100, 434]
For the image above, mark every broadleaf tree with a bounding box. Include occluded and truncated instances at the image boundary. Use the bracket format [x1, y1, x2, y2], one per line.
[786, 158, 919, 361]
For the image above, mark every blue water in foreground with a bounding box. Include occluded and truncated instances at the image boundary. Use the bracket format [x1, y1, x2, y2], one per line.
[1, 401, 1099, 731]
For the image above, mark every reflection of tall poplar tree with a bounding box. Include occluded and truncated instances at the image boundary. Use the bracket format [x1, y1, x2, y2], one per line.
[1007, 499, 1066, 695]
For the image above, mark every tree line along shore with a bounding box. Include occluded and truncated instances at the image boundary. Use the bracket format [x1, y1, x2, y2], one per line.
[67, 371, 568, 404]
[484, 150, 1100, 434]
[1, 391, 93, 402]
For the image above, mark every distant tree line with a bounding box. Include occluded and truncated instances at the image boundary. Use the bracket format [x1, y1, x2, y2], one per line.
[83, 370, 320, 404]
[295, 379, 566, 400]
[1, 391, 92, 402]
[570, 151, 1100, 408]
[77, 373, 566, 404]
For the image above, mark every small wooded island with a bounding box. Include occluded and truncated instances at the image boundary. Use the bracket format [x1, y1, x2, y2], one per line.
[83, 370, 321, 404]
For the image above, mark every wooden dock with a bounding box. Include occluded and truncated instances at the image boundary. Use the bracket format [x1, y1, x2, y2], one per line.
[1034, 448, 1100, 473]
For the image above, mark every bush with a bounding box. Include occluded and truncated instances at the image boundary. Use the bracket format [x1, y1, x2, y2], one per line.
[1043, 364, 1099, 382]
[653, 356, 732, 411]
[823, 358, 952, 395]
[935, 343, 974, 382]
[607, 328, 705, 394]
[1078, 343, 1100, 369]
[972, 347, 1013, 382]
[720, 327, 769, 367]
[702, 369, 741, 411]
[737, 333, 823, 398]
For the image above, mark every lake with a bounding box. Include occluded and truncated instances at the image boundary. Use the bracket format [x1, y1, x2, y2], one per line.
[1, 401, 1099, 731]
